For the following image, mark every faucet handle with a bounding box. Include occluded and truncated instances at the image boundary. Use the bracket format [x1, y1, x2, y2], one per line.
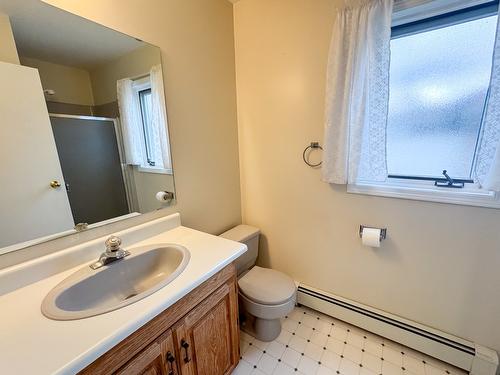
[105, 236, 122, 252]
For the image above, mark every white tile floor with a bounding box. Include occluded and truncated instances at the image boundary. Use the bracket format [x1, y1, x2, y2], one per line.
[233, 305, 468, 375]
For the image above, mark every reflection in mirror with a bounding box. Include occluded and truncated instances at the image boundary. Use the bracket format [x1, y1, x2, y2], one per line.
[0, 0, 175, 252]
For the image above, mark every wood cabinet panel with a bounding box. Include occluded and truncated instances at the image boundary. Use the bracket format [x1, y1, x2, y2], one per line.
[115, 330, 179, 375]
[174, 281, 239, 375]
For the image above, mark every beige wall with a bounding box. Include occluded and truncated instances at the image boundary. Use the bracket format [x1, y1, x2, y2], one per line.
[20, 56, 94, 105]
[234, 0, 500, 353]
[0, 12, 19, 65]
[132, 169, 175, 213]
[90, 45, 161, 105]
[42, 0, 241, 236]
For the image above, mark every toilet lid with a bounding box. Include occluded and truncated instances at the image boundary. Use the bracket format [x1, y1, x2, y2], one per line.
[238, 266, 296, 305]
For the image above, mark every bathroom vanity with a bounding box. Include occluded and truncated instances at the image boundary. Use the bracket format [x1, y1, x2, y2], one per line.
[0, 214, 246, 374]
[80, 264, 239, 375]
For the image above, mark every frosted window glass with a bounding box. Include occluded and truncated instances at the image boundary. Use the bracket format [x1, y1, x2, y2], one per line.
[387, 16, 497, 179]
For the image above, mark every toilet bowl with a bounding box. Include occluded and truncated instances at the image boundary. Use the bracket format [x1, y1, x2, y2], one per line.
[220, 225, 296, 342]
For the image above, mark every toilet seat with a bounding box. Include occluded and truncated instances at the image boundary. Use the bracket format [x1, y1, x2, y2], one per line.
[238, 266, 296, 305]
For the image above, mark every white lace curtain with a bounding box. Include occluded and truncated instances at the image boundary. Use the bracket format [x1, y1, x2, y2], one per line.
[116, 66, 172, 171]
[474, 13, 500, 191]
[150, 65, 172, 172]
[322, 0, 393, 184]
[117, 78, 145, 165]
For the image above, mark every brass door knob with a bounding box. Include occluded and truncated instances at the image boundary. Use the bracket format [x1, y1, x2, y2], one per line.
[50, 180, 61, 188]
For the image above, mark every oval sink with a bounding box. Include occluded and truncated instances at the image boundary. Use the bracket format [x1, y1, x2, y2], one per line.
[41, 243, 190, 320]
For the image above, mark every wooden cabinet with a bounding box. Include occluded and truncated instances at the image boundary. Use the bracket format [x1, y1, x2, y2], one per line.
[115, 330, 179, 375]
[78, 264, 239, 375]
[174, 282, 239, 375]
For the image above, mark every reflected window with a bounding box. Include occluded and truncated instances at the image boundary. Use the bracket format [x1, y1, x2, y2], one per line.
[137, 87, 157, 167]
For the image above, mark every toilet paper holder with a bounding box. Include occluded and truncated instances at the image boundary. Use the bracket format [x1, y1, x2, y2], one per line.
[359, 225, 387, 241]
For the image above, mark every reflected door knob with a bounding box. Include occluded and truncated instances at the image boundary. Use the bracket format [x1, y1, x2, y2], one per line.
[50, 180, 61, 188]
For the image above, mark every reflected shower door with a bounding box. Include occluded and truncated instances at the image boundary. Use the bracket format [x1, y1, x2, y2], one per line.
[50, 115, 130, 225]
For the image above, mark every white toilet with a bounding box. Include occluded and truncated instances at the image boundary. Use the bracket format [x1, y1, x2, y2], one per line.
[220, 225, 296, 342]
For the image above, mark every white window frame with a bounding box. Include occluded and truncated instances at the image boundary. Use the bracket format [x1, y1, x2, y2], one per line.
[348, 0, 500, 209]
[132, 77, 171, 175]
[347, 180, 500, 208]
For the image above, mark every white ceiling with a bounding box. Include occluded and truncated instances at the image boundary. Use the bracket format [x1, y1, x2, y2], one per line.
[0, 0, 149, 70]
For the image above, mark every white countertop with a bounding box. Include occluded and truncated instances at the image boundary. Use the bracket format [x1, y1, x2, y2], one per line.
[0, 215, 246, 374]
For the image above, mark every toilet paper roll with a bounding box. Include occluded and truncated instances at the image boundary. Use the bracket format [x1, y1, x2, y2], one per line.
[361, 227, 381, 248]
[156, 191, 172, 202]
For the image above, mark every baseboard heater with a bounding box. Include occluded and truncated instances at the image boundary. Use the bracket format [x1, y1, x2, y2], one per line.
[297, 284, 498, 375]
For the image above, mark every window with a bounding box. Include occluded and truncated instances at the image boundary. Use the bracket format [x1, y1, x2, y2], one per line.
[388, 7, 497, 183]
[138, 87, 155, 166]
[132, 76, 169, 174]
[348, 1, 500, 208]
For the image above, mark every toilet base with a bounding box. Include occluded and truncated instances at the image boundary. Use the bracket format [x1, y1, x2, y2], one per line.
[238, 289, 296, 342]
[254, 317, 281, 341]
[240, 310, 282, 342]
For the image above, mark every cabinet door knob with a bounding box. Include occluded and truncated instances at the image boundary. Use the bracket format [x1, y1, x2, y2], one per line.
[180, 339, 191, 363]
[166, 351, 175, 375]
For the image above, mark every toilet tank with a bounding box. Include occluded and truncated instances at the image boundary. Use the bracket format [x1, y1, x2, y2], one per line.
[220, 225, 260, 275]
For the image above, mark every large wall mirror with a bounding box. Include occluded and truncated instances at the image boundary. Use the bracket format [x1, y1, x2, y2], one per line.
[0, 0, 175, 253]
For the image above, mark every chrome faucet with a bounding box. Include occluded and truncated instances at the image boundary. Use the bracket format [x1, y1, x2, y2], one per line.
[90, 236, 130, 270]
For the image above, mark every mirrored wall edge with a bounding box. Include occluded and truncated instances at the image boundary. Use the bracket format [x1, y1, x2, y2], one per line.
[0, 206, 177, 271]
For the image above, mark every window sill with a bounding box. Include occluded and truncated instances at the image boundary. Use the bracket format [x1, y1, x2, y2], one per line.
[347, 181, 500, 209]
[137, 166, 173, 175]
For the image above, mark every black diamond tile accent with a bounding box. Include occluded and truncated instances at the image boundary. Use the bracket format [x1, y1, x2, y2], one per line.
[381, 358, 384, 361]
[295, 368, 298, 371]
[336, 371, 340, 374]
[319, 361, 322, 365]
[362, 349, 365, 352]
[328, 334, 331, 337]
[307, 340, 310, 342]
[286, 345, 289, 347]
[249, 342, 252, 346]
[253, 365, 257, 368]
[278, 359, 281, 362]
[347, 329, 350, 332]
[341, 355, 344, 358]
[401, 352, 405, 355]
[402, 367, 406, 371]
[301, 353, 304, 356]
[292, 333, 295, 335]
[323, 347, 327, 350]
[263, 350, 266, 353]
[423, 360, 427, 364]
[313, 328, 316, 331]
[344, 341, 347, 344]
[360, 364, 363, 367]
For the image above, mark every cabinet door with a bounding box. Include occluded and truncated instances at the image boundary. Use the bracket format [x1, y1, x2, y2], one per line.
[174, 281, 239, 375]
[116, 330, 180, 375]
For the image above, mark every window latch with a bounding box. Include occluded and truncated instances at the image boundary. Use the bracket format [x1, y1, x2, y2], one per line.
[434, 170, 464, 188]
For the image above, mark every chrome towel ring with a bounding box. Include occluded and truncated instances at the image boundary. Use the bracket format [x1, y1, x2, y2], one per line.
[303, 142, 323, 167]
